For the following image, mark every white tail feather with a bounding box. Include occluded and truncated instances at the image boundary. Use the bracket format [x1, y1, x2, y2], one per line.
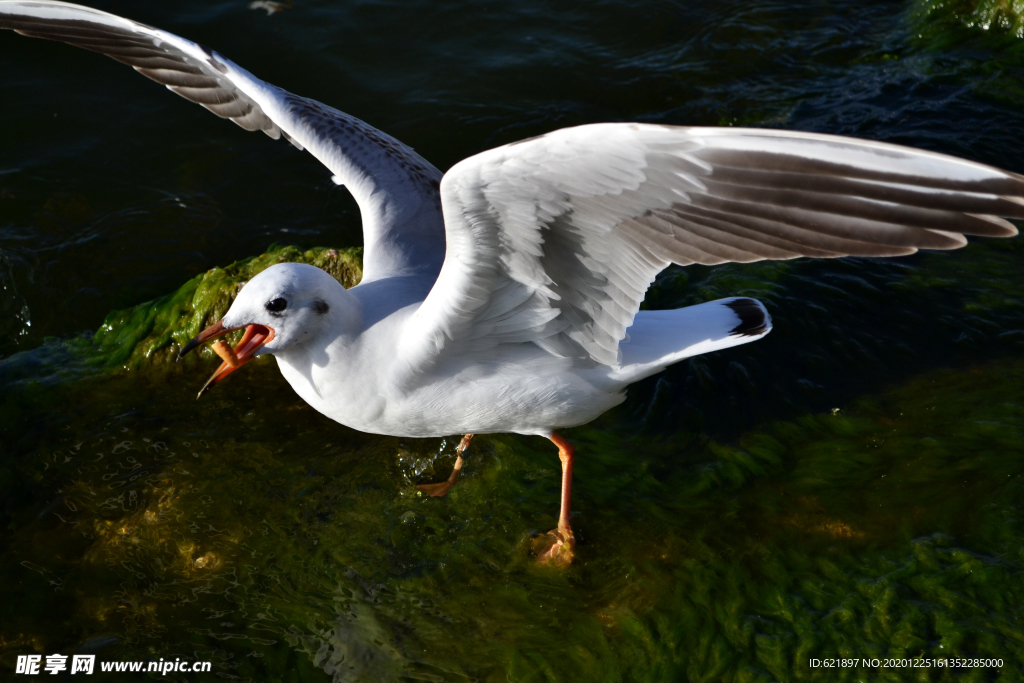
[611, 297, 771, 384]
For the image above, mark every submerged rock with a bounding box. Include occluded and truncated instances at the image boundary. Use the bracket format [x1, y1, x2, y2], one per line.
[91, 244, 362, 370]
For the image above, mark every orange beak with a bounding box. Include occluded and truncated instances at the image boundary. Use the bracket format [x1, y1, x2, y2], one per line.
[178, 320, 275, 398]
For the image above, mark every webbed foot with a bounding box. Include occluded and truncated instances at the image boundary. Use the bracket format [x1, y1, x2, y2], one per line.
[534, 528, 575, 566]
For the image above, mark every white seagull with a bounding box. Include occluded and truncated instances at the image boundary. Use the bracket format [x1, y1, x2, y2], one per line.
[3, 1, 1023, 564]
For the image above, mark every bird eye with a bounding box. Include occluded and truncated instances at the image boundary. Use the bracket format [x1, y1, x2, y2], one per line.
[265, 298, 287, 313]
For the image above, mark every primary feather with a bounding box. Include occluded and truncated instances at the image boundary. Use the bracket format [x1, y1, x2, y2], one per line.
[398, 123, 1023, 384]
[0, 0, 446, 284]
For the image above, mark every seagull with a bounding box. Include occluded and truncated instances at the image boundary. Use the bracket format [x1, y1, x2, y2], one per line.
[3, 1, 1023, 564]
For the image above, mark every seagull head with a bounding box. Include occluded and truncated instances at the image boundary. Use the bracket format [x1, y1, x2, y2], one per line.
[178, 262, 354, 397]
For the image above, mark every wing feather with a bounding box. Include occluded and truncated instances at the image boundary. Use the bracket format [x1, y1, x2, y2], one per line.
[397, 124, 1023, 381]
[0, 0, 446, 282]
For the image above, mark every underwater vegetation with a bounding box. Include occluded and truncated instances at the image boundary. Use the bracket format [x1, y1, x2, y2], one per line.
[2, 319, 1024, 681]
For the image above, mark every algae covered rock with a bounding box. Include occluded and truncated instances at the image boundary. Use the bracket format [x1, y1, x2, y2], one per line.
[913, 0, 1024, 45]
[92, 244, 362, 369]
[907, 0, 1024, 120]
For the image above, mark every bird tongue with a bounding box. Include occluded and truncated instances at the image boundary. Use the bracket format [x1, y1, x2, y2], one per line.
[197, 324, 274, 398]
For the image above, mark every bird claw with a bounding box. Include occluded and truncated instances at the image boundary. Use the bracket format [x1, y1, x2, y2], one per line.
[533, 528, 575, 566]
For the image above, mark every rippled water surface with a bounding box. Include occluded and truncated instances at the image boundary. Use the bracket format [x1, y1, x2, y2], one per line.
[3, 0, 1024, 680]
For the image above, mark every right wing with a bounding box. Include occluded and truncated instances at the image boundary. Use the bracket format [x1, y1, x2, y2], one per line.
[396, 123, 1024, 380]
[0, 1, 446, 283]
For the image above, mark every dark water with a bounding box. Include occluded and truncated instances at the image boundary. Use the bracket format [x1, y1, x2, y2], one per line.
[2, 0, 1024, 680]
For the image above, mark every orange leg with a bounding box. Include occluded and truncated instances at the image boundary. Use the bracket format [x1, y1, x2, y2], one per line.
[535, 432, 576, 566]
[416, 434, 473, 497]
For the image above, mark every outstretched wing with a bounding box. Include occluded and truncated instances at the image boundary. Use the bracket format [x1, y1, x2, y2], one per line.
[0, 0, 445, 283]
[398, 123, 1024, 377]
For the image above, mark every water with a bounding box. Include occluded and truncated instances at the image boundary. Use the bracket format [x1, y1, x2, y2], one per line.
[2, 0, 1024, 680]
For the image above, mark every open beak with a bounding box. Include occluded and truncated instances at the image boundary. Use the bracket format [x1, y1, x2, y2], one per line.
[178, 320, 275, 398]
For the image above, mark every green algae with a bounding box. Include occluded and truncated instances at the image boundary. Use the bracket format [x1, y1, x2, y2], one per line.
[90, 244, 362, 370]
[913, 0, 1024, 44]
[909, 0, 1024, 110]
[3, 341, 1023, 680]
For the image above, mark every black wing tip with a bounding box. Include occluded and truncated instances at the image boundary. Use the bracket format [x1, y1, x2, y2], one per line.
[726, 298, 771, 337]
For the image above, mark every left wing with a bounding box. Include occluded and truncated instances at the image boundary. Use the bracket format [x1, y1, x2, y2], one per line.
[396, 123, 1024, 379]
[0, 0, 446, 282]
